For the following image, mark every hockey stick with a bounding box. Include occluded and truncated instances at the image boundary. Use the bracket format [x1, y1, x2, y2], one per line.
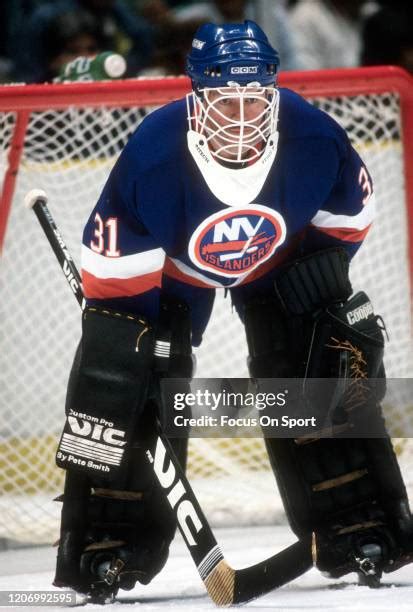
[25, 189, 313, 605]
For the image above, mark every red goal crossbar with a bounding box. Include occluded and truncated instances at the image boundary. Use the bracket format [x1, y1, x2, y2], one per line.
[0, 65, 412, 257]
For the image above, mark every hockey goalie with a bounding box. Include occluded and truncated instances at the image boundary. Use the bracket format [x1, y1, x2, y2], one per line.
[52, 20, 413, 601]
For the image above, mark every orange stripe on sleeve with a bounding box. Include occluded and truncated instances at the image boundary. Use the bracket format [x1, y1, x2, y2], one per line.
[82, 269, 162, 299]
[311, 224, 371, 243]
[163, 258, 216, 288]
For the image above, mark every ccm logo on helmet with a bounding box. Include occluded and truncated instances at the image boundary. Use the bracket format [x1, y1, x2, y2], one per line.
[230, 66, 258, 74]
[192, 38, 205, 50]
[188, 205, 287, 278]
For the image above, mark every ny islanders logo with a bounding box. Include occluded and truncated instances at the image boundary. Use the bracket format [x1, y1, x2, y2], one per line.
[188, 205, 287, 278]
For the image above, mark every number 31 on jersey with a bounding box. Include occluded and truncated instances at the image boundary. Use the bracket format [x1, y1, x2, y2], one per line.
[90, 213, 120, 257]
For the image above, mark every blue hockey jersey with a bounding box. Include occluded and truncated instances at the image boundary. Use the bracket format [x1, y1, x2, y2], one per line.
[81, 88, 374, 346]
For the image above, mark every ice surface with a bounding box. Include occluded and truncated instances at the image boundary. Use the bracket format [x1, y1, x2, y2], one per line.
[0, 526, 412, 611]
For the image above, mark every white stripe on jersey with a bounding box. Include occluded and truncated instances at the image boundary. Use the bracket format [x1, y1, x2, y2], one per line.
[82, 245, 165, 279]
[169, 255, 275, 289]
[169, 257, 225, 288]
[311, 193, 375, 230]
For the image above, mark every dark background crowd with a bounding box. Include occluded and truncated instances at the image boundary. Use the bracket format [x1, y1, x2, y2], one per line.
[0, 0, 412, 84]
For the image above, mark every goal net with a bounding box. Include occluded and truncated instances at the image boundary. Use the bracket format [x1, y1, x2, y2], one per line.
[1, 67, 412, 545]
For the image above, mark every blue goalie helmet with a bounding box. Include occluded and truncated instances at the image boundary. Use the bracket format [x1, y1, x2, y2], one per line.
[186, 20, 280, 90]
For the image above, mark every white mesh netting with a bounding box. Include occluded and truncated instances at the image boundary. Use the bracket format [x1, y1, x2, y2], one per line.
[0, 81, 412, 544]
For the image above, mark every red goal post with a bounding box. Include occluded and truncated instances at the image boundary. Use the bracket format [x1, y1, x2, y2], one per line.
[0, 66, 412, 545]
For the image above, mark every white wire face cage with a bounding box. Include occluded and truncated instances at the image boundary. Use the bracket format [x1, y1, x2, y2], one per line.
[186, 85, 279, 165]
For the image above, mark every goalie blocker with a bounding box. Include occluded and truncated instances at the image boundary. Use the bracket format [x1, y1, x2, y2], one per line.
[245, 248, 413, 585]
[54, 298, 193, 599]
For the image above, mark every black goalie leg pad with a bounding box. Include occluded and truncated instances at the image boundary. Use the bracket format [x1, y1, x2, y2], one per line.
[245, 249, 413, 581]
[265, 436, 413, 575]
[54, 300, 192, 599]
[57, 306, 155, 481]
[54, 471, 91, 593]
[54, 400, 188, 600]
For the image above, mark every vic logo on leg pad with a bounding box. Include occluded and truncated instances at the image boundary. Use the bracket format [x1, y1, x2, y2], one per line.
[56, 410, 126, 474]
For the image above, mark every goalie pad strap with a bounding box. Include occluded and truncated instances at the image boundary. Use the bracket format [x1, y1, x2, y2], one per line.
[92, 489, 144, 501]
[155, 297, 194, 378]
[311, 469, 368, 492]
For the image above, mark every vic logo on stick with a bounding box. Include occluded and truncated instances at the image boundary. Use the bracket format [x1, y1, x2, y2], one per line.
[148, 438, 203, 547]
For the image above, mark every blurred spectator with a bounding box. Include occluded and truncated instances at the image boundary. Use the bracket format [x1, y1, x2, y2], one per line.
[164, 0, 199, 6]
[15, 0, 154, 82]
[361, 5, 413, 74]
[78, 0, 152, 62]
[248, 0, 299, 70]
[0, 2, 43, 82]
[290, 0, 366, 70]
[0, 5, 14, 82]
[139, 0, 172, 26]
[173, 0, 247, 22]
[173, 0, 299, 70]
[42, 10, 105, 81]
[139, 17, 206, 76]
